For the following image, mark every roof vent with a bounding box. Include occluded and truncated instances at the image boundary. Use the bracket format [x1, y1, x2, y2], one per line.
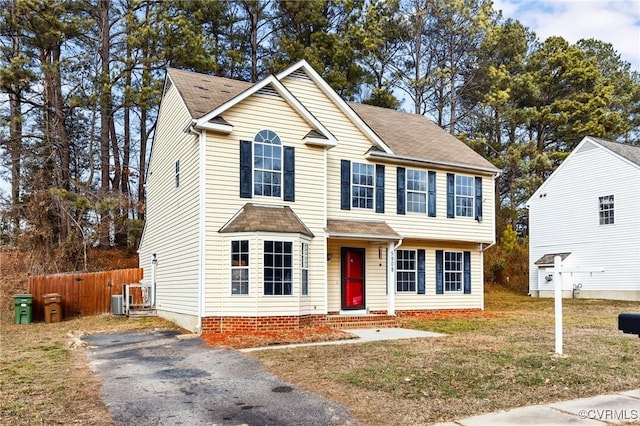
[256, 84, 281, 98]
[163, 79, 173, 95]
[289, 69, 311, 81]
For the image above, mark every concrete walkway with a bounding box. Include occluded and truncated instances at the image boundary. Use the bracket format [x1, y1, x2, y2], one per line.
[434, 389, 640, 425]
[239, 327, 446, 352]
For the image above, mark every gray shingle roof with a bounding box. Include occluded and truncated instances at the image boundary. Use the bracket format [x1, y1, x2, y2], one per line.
[167, 68, 250, 119]
[166, 67, 498, 172]
[326, 219, 400, 240]
[219, 204, 314, 237]
[348, 102, 497, 171]
[589, 137, 640, 167]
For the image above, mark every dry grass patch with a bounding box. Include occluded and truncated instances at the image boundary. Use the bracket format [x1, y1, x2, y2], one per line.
[252, 293, 640, 425]
[0, 315, 179, 426]
[202, 326, 355, 349]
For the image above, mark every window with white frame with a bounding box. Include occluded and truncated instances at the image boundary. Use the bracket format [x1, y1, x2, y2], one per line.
[254, 129, 282, 197]
[444, 251, 463, 292]
[351, 162, 374, 209]
[301, 242, 309, 295]
[396, 250, 417, 292]
[599, 195, 614, 225]
[264, 241, 292, 295]
[175, 160, 180, 188]
[406, 169, 427, 213]
[455, 175, 474, 217]
[231, 240, 249, 295]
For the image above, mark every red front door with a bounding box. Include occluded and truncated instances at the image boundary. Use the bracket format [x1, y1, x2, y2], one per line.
[341, 248, 365, 310]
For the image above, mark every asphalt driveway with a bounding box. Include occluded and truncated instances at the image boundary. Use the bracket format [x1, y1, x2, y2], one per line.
[82, 330, 354, 426]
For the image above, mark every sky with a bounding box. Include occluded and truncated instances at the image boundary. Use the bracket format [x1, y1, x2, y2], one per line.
[492, 0, 640, 72]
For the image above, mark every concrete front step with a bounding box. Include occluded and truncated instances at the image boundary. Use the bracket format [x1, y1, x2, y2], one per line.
[325, 314, 398, 329]
[127, 309, 157, 318]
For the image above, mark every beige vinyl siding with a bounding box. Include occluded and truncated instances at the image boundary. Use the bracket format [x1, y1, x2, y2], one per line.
[326, 239, 388, 313]
[282, 76, 495, 244]
[394, 242, 483, 311]
[529, 142, 640, 297]
[212, 235, 324, 316]
[326, 239, 483, 312]
[138, 82, 200, 322]
[201, 94, 327, 316]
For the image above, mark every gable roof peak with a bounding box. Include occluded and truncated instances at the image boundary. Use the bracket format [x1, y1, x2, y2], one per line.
[584, 136, 640, 167]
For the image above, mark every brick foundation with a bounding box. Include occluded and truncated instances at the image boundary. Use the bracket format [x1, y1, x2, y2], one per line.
[201, 314, 327, 334]
[200, 308, 481, 334]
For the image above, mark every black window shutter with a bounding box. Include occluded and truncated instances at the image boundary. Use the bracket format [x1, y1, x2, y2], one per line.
[283, 146, 295, 201]
[435, 250, 444, 294]
[396, 167, 406, 215]
[446, 173, 455, 218]
[417, 249, 426, 294]
[240, 140, 252, 198]
[428, 171, 436, 217]
[375, 164, 385, 213]
[474, 176, 482, 221]
[340, 160, 351, 210]
[463, 251, 471, 294]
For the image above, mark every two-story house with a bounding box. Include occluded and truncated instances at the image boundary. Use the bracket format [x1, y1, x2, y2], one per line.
[528, 136, 640, 301]
[138, 60, 500, 334]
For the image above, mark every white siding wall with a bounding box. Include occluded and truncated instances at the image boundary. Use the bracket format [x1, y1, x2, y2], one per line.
[201, 94, 327, 317]
[138, 83, 201, 330]
[529, 142, 640, 299]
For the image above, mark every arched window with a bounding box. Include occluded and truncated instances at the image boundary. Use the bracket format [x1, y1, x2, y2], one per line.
[253, 130, 282, 197]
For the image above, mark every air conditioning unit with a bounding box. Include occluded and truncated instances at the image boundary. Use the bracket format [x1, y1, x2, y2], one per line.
[111, 295, 124, 315]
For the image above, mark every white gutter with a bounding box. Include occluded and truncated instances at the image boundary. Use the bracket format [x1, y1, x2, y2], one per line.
[367, 151, 500, 175]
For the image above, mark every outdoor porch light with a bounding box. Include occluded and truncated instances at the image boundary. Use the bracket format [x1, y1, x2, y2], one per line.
[152, 253, 157, 265]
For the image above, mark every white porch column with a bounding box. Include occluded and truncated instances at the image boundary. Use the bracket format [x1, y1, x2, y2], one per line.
[387, 241, 396, 315]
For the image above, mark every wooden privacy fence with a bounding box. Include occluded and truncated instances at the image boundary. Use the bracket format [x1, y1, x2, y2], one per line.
[28, 268, 144, 322]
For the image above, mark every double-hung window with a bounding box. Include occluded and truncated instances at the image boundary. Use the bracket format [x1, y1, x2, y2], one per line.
[455, 175, 474, 217]
[444, 251, 463, 292]
[599, 195, 614, 225]
[406, 169, 427, 214]
[254, 130, 282, 197]
[352, 162, 374, 209]
[301, 242, 309, 296]
[264, 241, 292, 295]
[396, 250, 417, 292]
[231, 240, 249, 295]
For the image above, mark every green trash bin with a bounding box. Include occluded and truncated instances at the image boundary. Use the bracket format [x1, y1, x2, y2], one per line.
[14, 294, 33, 325]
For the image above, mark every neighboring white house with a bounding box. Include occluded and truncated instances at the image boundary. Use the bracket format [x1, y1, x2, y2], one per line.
[528, 136, 640, 301]
[138, 60, 500, 334]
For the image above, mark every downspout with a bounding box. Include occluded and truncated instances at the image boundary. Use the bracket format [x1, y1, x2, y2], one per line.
[151, 253, 157, 306]
[190, 124, 206, 333]
[478, 171, 500, 311]
[323, 147, 328, 315]
[387, 239, 403, 316]
[479, 242, 497, 311]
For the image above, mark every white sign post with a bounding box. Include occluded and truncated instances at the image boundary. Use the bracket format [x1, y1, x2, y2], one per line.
[552, 255, 604, 355]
